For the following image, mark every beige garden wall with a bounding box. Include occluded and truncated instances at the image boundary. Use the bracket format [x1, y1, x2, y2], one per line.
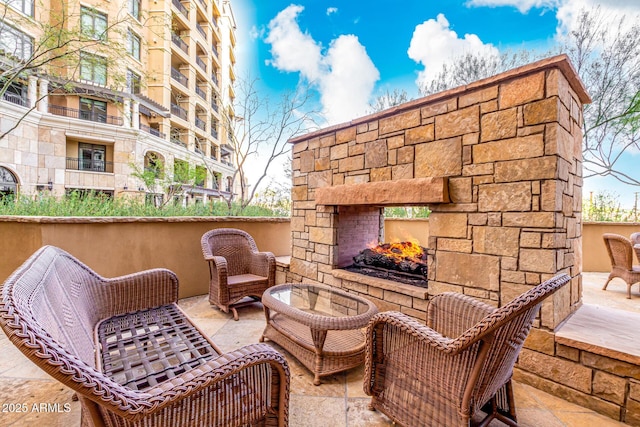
[0, 217, 291, 299]
[1, 216, 633, 296]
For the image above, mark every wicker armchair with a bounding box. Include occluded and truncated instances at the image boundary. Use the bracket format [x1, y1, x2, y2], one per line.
[0, 246, 290, 427]
[201, 228, 276, 320]
[603, 233, 640, 299]
[364, 274, 570, 427]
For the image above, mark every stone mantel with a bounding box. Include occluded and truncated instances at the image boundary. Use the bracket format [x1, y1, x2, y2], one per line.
[315, 177, 449, 206]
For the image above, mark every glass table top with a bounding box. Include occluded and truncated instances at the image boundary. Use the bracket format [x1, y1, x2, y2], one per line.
[267, 283, 373, 318]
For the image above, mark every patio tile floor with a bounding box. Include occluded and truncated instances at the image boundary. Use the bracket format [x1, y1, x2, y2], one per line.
[0, 272, 631, 426]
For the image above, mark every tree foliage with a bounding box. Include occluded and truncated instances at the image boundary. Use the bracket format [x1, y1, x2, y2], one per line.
[130, 158, 206, 208]
[203, 75, 318, 214]
[418, 7, 640, 188]
[369, 88, 412, 113]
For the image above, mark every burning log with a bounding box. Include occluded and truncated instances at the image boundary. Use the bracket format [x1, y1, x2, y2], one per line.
[352, 241, 427, 277]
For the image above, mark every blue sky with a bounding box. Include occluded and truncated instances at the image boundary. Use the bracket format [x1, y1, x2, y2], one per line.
[232, 0, 640, 208]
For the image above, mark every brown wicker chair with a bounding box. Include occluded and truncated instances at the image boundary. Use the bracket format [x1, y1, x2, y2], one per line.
[363, 273, 571, 427]
[201, 228, 276, 320]
[603, 233, 640, 298]
[0, 245, 289, 427]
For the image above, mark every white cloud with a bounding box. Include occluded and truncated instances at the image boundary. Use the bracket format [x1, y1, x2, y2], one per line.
[319, 35, 379, 124]
[264, 5, 323, 81]
[464, 0, 640, 32]
[264, 5, 380, 125]
[326, 7, 338, 16]
[407, 14, 499, 88]
[465, 0, 557, 13]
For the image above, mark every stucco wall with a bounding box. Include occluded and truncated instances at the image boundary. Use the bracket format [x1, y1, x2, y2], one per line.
[0, 217, 291, 299]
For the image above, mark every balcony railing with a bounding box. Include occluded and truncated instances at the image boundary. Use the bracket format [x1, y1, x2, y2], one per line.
[211, 44, 218, 58]
[170, 137, 186, 147]
[195, 86, 206, 100]
[49, 105, 123, 126]
[196, 23, 207, 39]
[3, 92, 29, 107]
[171, 67, 189, 87]
[172, 0, 188, 17]
[140, 124, 166, 139]
[211, 72, 218, 86]
[196, 56, 206, 72]
[210, 100, 218, 113]
[211, 126, 218, 139]
[171, 103, 188, 121]
[171, 33, 189, 54]
[195, 117, 206, 130]
[66, 157, 114, 173]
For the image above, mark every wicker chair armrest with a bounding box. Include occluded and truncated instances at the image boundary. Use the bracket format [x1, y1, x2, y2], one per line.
[427, 292, 496, 337]
[206, 256, 228, 280]
[122, 343, 290, 422]
[364, 311, 482, 397]
[249, 251, 276, 279]
[96, 268, 179, 318]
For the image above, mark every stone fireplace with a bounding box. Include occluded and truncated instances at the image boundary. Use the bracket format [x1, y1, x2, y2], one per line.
[288, 54, 590, 330]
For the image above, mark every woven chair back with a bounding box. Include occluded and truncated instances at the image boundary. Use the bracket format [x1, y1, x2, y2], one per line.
[2, 246, 101, 367]
[604, 233, 634, 270]
[202, 228, 258, 276]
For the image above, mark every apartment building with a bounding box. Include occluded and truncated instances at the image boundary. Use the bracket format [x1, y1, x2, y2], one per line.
[0, 0, 238, 203]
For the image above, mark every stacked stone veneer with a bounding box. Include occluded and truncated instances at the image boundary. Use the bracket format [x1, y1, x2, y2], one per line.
[289, 55, 589, 327]
[285, 55, 640, 423]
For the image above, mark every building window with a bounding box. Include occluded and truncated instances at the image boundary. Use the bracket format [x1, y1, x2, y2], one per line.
[128, 0, 140, 20]
[79, 52, 107, 85]
[127, 69, 141, 94]
[1, 0, 34, 16]
[0, 21, 33, 61]
[80, 6, 108, 41]
[0, 166, 18, 199]
[78, 143, 106, 172]
[127, 29, 141, 60]
[79, 98, 107, 123]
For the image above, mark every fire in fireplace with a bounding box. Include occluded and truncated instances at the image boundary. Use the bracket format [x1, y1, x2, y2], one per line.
[345, 241, 428, 287]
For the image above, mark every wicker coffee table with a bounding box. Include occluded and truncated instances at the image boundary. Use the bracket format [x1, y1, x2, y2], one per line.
[260, 283, 378, 385]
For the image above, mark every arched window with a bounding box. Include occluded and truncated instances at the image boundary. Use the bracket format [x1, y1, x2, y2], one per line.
[0, 167, 18, 199]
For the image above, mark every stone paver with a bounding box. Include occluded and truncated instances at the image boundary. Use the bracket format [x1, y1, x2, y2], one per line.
[0, 273, 630, 426]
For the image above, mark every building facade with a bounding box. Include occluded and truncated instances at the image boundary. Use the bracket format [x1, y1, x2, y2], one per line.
[0, 0, 238, 203]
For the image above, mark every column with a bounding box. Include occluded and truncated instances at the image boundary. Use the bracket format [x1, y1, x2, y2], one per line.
[37, 78, 49, 113]
[27, 76, 38, 109]
[132, 101, 140, 129]
[123, 98, 131, 128]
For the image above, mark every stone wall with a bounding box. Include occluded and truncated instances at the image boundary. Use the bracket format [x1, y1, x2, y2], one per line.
[289, 55, 590, 328]
[285, 55, 640, 422]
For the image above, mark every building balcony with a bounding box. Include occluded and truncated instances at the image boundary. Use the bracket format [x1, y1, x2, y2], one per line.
[172, 0, 188, 18]
[211, 72, 218, 87]
[66, 157, 114, 173]
[196, 23, 207, 40]
[196, 56, 207, 72]
[211, 127, 218, 139]
[3, 92, 29, 107]
[195, 117, 206, 131]
[171, 67, 189, 88]
[139, 124, 166, 139]
[171, 33, 189, 54]
[49, 105, 123, 126]
[211, 43, 219, 58]
[195, 86, 207, 100]
[170, 103, 188, 121]
[211, 100, 218, 113]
